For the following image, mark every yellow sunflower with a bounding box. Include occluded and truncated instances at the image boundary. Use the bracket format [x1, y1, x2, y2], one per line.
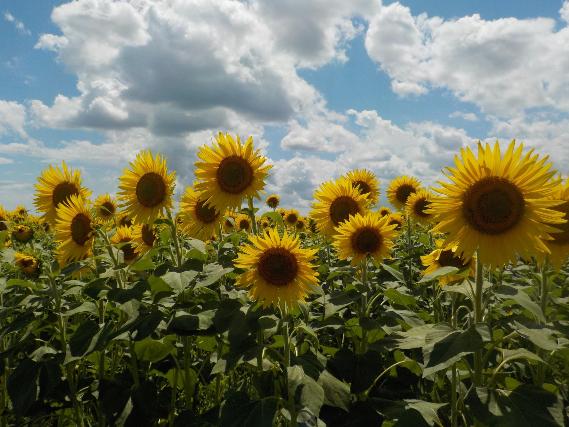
[118, 150, 176, 225]
[387, 213, 404, 231]
[387, 176, 421, 210]
[276, 207, 287, 218]
[34, 162, 91, 224]
[11, 204, 29, 221]
[266, 194, 280, 209]
[194, 132, 272, 212]
[284, 209, 300, 227]
[430, 140, 564, 266]
[132, 223, 158, 255]
[234, 228, 319, 308]
[538, 178, 569, 269]
[296, 217, 307, 232]
[260, 218, 271, 229]
[112, 226, 138, 264]
[223, 211, 237, 233]
[236, 213, 252, 232]
[334, 212, 397, 265]
[405, 189, 434, 225]
[311, 179, 369, 237]
[94, 194, 117, 223]
[118, 213, 133, 228]
[55, 195, 94, 265]
[0, 205, 9, 222]
[179, 186, 221, 240]
[14, 252, 39, 276]
[343, 169, 380, 206]
[378, 206, 391, 217]
[12, 224, 34, 243]
[421, 241, 474, 286]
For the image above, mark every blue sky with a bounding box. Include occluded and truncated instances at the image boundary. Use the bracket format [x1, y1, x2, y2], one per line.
[2, 0, 569, 211]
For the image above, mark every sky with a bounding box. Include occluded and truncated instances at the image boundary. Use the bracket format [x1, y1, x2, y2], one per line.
[1, 0, 569, 212]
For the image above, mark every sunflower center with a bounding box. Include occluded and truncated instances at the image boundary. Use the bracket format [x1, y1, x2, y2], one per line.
[21, 258, 33, 268]
[550, 201, 569, 244]
[286, 213, 298, 224]
[71, 214, 92, 246]
[330, 196, 360, 226]
[353, 180, 371, 195]
[351, 227, 382, 254]
[141, 224, 156, 247]
[136, 172, 167, 208]
[119, 216, 133, 227]
[257, 248, 298, 287]
[216, 156, 254, 194]
[379, 209, 390, 217]
[101, 201, 116, 216]
[239, 218, 250, 229]
[267, 196, 279, 208]
[52, 182, 80, 208]
[121, 242, 137, 262]
[438, 249, 466, 269]
[413, 198, 431, 218]
[462, 177, 524, 235]
[0, 222, 7, 232]
[195, 200, 219, 224]
[389, 218, 403, 230]
[396, 184, 416, 204]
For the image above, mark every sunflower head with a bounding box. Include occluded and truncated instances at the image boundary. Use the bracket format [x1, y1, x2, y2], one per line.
[387, 213, 404, 231]
[94, 194, 117, 222]
[296, 217, 307, 231]
[112, 226, 137, 264]
[118, 150, 176, 225]
[179, 186, 221, 240]
[236, 213, 252, 232]
[387, 176, 421, 210]
[55, 195, 94, 265]
[34, 162, 91, 225]
[406, 189, 434, 225]
[311, 179, 369, 237]
[343, 169, 380, 206]
[284, 209, 300, 226]
[0, 205, 9, 223]
[132, 223, 158, 255]
[421, 241, 474, 286]
[14, 252, 39, 276]
[261, 218, 271, 229]
[430, 140, 565, 266]
[223, 211, 237, 232]
[11, 204, 29, 220]
[266, 194, 280, 209]
[12, 224, 34, 243]
[276, 207, 287, 218]
[194, 133, 272, 212]
[537, 178, 569, 268]
[234, 228, 319, 308]
[378, 206, 391, 217]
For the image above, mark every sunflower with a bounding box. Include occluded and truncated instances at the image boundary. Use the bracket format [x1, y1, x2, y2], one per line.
[11, 204, 29, 221]
[387, 213, 404, 231]
[234, 228, 319, 308]
[223, 211, 237, 233]
[421, 241, 474, 286]
[12, 224, 33, 243]
[430, 140, 564, 266]
[406, 189, 434, 225]
[14, 252, 39, 275]
[118, 213, 133, 228]
[387, 176, 421, 210]
[0, 221, 7, 232]
[236, 213, 252, 232]
[179, 186, 221, 240]
[132, 223, 157, 255]
[308, 218, 318, 234]
[34, 162, 91, 225]
[112, 226, 138, 264]
[311, 179, 369, 237]
[284, 209, 300, 227]
[378, 206, 391, 217]
[266, 194, 280, 209]
[296, 217, 307, 232]
[343, 169, 380, 206]
[118, 150, 176, 225]
[194, 132, 271, 212]
[94, 194, 117, 223]
[0, 206, 8, 232]
[538, 178, 569, 269]
[55, 195, 94, 265]
[276, 208, 287, 218]
[261, 218, 271, 229]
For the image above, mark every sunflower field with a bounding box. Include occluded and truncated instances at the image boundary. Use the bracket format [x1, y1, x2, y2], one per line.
[0, 134, 568, 426]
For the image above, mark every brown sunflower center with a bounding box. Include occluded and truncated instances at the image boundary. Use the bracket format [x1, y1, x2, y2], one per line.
[353, 180, 371, 195]
[286, 213, 298, 224]
[395, 184, 416, 205]
[141, 224, 156, 247]
[119, 216, 133, 227]
[216, 155, 254, 194]
[121, 242, 137, 262]
[462, 177, 524, 235]
[52, 182, 80, 208]
[257, 248, 298, 287]
[239, 218, 250, 230]
[100, 201, 116, 216]
[550, 201, 569, 244]
[413, 198, 431, 218]
[267, 196, 279, 208]
[388, 217, 403, 230]
[21, 258, 33, 268]
[71, 214, 92, 246]
[0, 222, 7, 232]
[136, 172, 167, 208]
[351, 227, 382, 254]
[379, 209, 390, 217]
[438, 249, 466, 269]
[330, 196, 360, 226]
[195, 200, 219, 224]
[296, 220, 305, 230]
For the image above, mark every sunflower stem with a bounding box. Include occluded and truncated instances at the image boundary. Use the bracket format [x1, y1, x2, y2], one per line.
[473, 252, 484, 387]
[406, 216, 413, 285]
[166, 210, 184, 268]
[247, 197, 258, 235]
[536, 258, 549, 386]
[360, 259, 369, 355]
[450, 294, 459, 427]
[282, 305, 296, 427]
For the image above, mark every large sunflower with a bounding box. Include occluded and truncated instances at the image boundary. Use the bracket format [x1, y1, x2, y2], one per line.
[430, 141, 564, 266]
[235, 228, 319, 308]
[343, 169, 380, 207]
[118, 151, 176, 225]
[179, 186, 221, 240]
[112, 226, 138, 264]
[311, 179, 369, 237]
[421, 241, 474, 286]
[194, 133, 271, 212]
[34, 162, 91, 225]
[94, 194, 117, 223]
[55, 195, 94, 265]
[132, 223, 158, 255]
[406, 189, 434, 225]
[334, 212, 397, 265]
[539, 178, 569, 269]
[387, 176, 421, 210]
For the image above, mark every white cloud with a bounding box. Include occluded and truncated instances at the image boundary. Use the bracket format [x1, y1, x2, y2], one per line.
[561, 1, 569, 23]
[449, 111, 479, 122]
[0, 157, 13, 165]
[0, 101, 28, 138]
[4, 11, 31, 36]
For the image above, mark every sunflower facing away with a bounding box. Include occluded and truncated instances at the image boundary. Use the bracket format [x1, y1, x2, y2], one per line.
[284, 209, 300, 227]
[194, 133, 272, 212]
[311, 179, 369, 237]
[112, 226, 138, 264]
[12, 225, 33, 243]
[14, 252, 39, 276]
[235, 228, 319, 308]
[430, 140, 565, 266]
[378, 206, 391, 217]
[34, 162, 91, 225]
[179, 186, 221, 240]
[55, 195, 94, 265]
[334, 212, 398, 266]
[118, 151, 176, 225]
[266, 194, 280, 209]
[94, 194, 117, 223]
[343, 169, 380, 207]
[132, 223, 157, 255]
[236, 213, 252, 232]
[406, 189, 434, 225]
[421, 241, 474, 286]
[387, 176, 421, 210]
[538, 178, 569, 269]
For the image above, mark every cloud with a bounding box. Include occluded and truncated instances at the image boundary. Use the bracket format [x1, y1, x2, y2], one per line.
[561, 1, 569, 23]
[0, 101, 28, 138]
[449, 111, 479, 122]
[4, 11, 31, 36]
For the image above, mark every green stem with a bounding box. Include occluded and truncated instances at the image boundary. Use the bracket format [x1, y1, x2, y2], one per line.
[0, 293, 7, 427]
[473, 252, 484, 387]
[536, 259, 549, 386]
[247, 197, 258, 235]
[257, 327, 264, 373]
[168, 366, 179, 427]
[406, 216, 413, 284]
[97, 299, 106, 427]
[282, 306, 296, 427]
[450, 294, 458, 427]
[182, 336, 193, 408]
[128, 338, 140, 389]
[167, 210, 183, 268]
[360, 259, 369, 355]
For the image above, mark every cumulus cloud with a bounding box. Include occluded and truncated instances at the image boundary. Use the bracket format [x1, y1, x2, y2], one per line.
[0, 101, 28, 138]
[4, 11, 31, 36]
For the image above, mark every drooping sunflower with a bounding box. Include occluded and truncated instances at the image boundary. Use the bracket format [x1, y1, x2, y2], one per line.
[296, 217, 307, 232]
[284, 209, 300, 227]
[118, 150, 176, 225]
[378, 206, 391, 217]
[406, 189, 434, 225]
[266, 194, 280, 209]
[132, 223, 158, 255]
[112, 226, 138, 264]
[179, 186, 221, 240]
[12, 224, 33, 243]
[538, 178, 569, 269]
[343, 169, 380, 207]
[387, 213, 404, 231]
[236, 213, 252, 232]
[311, 179, 369, 237]
[430, 140, 564, 266]
[14, 252, 39, 276]
[387, 176, 421, 210]
[421, 241, 474, 286]
[34, 162, 91, 224]
[94, 194, 117, 223]
[194, 132, 272, 212]
[334, 212, 398, 266]
[234, 228, 319, 308]
[55, 195, 94, 265]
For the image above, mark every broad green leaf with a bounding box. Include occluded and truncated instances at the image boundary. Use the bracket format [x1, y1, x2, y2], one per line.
[318, 370, 350, 412]
[514, 322, 560, 351]
[418, 266, 459, 283]
[495, 284, 545, 323]
[7, 358, 39, 416]
[382, 263, 404, 282]
[134, 338, 174, 363]
[287, 365, 325, 415]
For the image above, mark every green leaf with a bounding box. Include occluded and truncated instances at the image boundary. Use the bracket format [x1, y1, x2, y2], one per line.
[134, 338, 174, 363]
[396, 324, 453, 350]
[261, 211, 284, 229]
[384, 288, 417, 308]
[317, 370, 350, 412]
[195, 264, 233, 289]
[7, 358, 39, 416]
[148, 275, 171, 295]
[287, 365, 325, 415]
[418, 266, 459, 283]
[168, 310, 216, 335]
[220, 391, 278, 427]
[130, 254, 155, 272]
[514, 322, 560, 351]
[6, 278, 39, 290]
[499, 348, 544, 364]
[495, 284, 545, 323]
[381, 263, 404, 282]
[70, 319, 100, 357]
